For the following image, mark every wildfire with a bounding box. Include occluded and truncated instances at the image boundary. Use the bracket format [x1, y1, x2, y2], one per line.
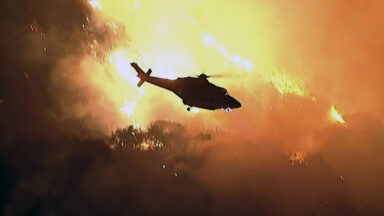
[203, 33, 308, 97]
[83, 0, 326, 127]
[88, 0, 102, 10]
[203, 33, 252, 72]
[119, 100, 137, 117]
[139, 142, 150, 151]
[137, 139, 164, 151]
[329, 106, 347, 126]
[290, 151, 307, 165]
[265, 68, 308, 97]
[109, 50, 140, 86]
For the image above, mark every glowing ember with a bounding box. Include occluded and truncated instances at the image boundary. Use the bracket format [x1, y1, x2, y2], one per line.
[329, 105, 347, 125]
[106, 21, 118, 35]
[290, 151, 306, 165]
[137, 139, 164, 151]
[140, 142, 150, 151]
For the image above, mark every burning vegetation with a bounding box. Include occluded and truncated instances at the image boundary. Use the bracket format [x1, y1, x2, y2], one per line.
[1, 0, 384, 215]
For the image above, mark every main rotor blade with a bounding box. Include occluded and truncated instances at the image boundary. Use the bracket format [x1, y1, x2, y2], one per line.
[208, 73, 242, 78]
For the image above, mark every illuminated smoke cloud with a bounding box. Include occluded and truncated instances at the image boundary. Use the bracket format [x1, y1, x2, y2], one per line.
[1, 0, 384, 215]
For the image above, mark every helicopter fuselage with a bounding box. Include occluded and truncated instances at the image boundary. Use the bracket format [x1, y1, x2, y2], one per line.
[131, 63, 241, 111]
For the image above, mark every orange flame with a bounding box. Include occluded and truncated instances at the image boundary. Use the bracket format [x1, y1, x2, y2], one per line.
[84, 0, 330, 129]
[329, 105, 347, 126]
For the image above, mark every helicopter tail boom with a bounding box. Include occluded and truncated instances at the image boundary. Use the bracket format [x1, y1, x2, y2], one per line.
[131, 62, 152, 87]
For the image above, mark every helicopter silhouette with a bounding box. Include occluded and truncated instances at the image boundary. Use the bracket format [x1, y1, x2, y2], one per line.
[130, 63, 241, 111]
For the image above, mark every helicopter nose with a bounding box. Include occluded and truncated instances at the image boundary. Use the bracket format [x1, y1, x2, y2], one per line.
[228, 96, 241, 109]
[232, 99, 242, 108]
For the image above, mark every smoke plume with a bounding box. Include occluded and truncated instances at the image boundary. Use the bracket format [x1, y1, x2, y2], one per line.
[1, 0, 384, 215]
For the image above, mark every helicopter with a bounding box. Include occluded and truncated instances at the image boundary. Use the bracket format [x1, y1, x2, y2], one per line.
[130, 62, 241, 111]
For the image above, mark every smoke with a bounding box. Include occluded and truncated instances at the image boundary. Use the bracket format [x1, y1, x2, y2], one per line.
[1, 119, 384, 215]
[1, 0, 384, 215]
[0, 0, 133, 138]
